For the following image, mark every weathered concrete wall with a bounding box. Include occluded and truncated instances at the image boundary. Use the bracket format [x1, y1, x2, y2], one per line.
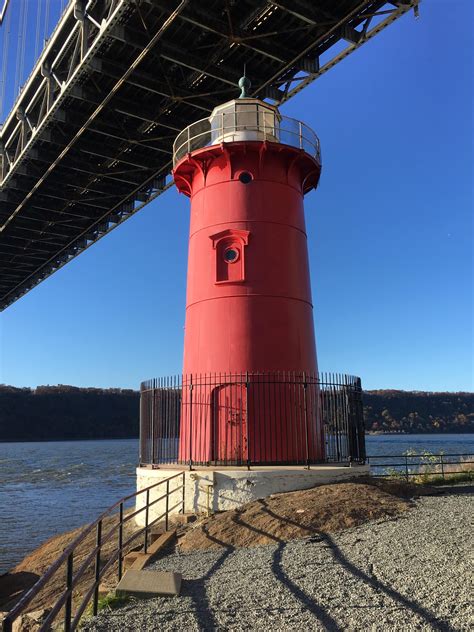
[135, 464, 370, 526]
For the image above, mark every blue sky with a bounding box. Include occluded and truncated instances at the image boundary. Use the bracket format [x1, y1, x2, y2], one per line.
[0, 1, 472, 392]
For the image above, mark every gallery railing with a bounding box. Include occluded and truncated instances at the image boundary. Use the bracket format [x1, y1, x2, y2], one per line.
[173, 107, 321, 167]
[139, 372, 365, 467]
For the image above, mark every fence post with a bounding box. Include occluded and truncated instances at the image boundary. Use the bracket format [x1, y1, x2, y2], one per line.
[405, 455, 409, 482]
[182, 471, 185, 514]
[189, 377, 194, 470]
[93, 520, 102, 616]
[303, 372, 310, 469]
[144, 489, 150, 554]
[245, 372, 250, 470]
[152, 383, 158, 465]
[64, 553, 73, 632]
[356, 377, 366, 463]
[440, 454, 445, 480]
[118, 502, 124, 581]
[165, 479, 170, 531]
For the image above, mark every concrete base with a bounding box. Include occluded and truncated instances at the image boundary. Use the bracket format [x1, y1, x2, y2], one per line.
[135, 464, 370, 526]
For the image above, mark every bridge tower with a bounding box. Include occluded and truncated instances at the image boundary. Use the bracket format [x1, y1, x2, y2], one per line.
[172, 76, 322, 464]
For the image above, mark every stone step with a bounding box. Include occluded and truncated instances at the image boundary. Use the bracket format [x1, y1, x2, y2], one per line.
[115, 570, 182, 599]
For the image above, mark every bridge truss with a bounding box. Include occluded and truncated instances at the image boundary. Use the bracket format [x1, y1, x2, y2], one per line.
[0, 0, 419, 310]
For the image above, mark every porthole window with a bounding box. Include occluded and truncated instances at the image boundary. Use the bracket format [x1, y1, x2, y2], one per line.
[238, 171, 253, 184]
[224, 247, 239, 263]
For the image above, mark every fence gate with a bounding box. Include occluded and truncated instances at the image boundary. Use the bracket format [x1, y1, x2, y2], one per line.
[212, 383, 248, 463]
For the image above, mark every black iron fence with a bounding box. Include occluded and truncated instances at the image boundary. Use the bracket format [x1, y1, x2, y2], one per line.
[140, 372, 365, 467]
[2, 472, 185, 632]
[367, 452, 474, 482]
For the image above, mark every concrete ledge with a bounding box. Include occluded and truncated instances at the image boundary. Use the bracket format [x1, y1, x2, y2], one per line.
[136, 464, 370, 525]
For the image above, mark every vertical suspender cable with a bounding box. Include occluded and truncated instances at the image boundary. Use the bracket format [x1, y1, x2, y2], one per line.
[43, 0, 51, 46]
[18, 0, 28, 93]
[35, 0, 42, 59]
[0, 2, 12, 121]
[14, 0, 25, 96]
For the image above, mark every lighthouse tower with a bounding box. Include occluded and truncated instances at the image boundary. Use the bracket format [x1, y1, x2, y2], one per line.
[136, 79, 366, 521]
[172, 76, 323, 465]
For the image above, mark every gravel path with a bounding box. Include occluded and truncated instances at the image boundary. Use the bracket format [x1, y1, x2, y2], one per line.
[84, 487, 473, 631]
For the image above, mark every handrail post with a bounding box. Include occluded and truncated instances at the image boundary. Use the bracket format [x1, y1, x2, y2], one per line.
[118, 502, 124, 581]
[2, 616, 12, 632]
[440, 454, 445, 480]
[165, 480, 170, 531]
[405, 455, 409, 482]
[144, 489, 150, 554]
[93, 520, 102, 616]
[64, 553, 73, 632]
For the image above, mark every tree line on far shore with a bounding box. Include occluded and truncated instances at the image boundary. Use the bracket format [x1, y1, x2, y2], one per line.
[363, 390, 473, 434]
[0, 384, 472, 441]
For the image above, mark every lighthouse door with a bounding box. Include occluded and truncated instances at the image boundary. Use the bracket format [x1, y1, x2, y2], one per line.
[212, 384, 248, 464]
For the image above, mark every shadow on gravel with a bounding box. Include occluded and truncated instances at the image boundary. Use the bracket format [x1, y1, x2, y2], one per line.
[182, 524, 234, 631]
[271, 542, 342, 631]
[429, 484, 474, 497]
[258, 499, 456, 632]
[231, 509, 342, 631]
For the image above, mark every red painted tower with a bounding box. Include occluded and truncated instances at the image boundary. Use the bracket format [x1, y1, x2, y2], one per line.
[173, 77, 322, 464]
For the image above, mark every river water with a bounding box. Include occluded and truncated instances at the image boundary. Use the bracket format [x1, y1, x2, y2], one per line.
[1, 434, 473, 574]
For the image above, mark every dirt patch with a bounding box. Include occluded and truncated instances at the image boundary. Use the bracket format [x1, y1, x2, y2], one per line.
[178, 479, 422, 551]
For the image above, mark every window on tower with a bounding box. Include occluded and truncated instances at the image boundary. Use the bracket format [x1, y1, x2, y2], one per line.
[224, 247, 239, 263]
[238, 172, 253, 184]
[210, 229, 250, 284]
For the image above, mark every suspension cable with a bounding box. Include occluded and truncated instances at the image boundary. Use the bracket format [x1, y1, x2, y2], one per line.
[0, 0, 12, 121]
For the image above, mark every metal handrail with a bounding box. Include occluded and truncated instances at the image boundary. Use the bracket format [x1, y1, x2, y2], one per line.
[2, 471, 186, 632]
[173, 111, 321, 167]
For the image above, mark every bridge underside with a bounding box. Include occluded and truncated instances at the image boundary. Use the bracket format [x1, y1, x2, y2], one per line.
[0, 0, 418, 310]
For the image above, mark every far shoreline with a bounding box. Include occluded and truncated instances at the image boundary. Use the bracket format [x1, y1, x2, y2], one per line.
[0, 436, 138, 444]
[1, 431, 474, 444]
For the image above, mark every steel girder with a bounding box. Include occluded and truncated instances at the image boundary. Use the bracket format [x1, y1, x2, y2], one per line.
[0, 0, 420, 310]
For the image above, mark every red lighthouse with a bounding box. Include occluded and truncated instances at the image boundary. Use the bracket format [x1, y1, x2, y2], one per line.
[173, 76, 322, 465]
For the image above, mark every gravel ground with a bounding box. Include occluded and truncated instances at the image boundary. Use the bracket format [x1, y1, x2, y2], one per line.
[83, 487, 473, 631]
